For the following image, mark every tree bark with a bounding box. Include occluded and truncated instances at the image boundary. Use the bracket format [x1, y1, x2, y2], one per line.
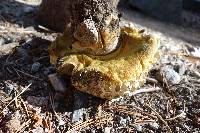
[37, 0, 121, 55]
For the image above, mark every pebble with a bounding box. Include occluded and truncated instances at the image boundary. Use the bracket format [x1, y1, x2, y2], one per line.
[0, 38, 5, 46]
[31, 62, 41, 72]
[156, 66, 181, 85]
[191, 47, 200, 57]
[72, 109, 85, 122]
[4, 83, 15, 96]
[149, 122, 159, 129]
[134, 125, 143, 132]
[117, 116, 127, 127]
[104, 127, 112, 133]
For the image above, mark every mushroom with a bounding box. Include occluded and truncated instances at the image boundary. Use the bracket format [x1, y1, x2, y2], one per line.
[49, 27, 160, 99]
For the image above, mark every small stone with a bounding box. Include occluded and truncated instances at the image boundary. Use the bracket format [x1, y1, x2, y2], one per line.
[72, 109, 85, 123]
[191, 47, 200, 57]
[0, 38, 5, 46]
[117, 116, 127, 127]
[156, 66, 181, 85]
[134, 125, 142, 132]
[4, 82, 15, 96]
[126, 116, 132, 124]
[104, 127, 112, 133]
[149, 122, 159, 129]
[31, 62, 41, 72]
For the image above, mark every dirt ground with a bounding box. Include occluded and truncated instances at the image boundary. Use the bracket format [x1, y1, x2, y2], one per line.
[0, 0, 200, 133]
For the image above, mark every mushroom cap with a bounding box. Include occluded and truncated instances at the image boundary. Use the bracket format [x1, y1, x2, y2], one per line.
[49, 27, 160, 99]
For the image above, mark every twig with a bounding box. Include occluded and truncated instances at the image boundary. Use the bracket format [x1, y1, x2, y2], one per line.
[146, 77, 158, 84]
[49, 93, 60, 120]
[12, 67, 21, 77]
[2, 84, 32, 111]
[166, 102, 186, 121]
[14, 68, 42, 80]
[20, 98, 30, 118]
[145, 104, 172, 133]
[165, 111, 186, 121]
[131, 87, 161, 96]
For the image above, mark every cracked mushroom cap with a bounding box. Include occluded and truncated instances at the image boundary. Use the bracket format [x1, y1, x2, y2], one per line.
[49, 27, 160, 99]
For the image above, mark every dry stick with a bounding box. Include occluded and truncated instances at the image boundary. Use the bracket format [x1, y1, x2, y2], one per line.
[131, 87, 161, 96]
[20, 98, 30, 118]
[165, 111, 186, 121]
[14, 68, 42, 80]
[12, 67, 21, 77]
[146, 77, 158, 84]
[145, 104, 172, 133]
[49, 93, 60, 120]
[2, 84, 32, 111]
[166, 102, 186, 121]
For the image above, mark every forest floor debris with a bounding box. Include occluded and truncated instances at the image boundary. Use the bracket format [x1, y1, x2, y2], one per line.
[0, 0, 200, 132]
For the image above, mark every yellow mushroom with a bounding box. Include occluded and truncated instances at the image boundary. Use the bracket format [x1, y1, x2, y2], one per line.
[49, 27, 160, 99]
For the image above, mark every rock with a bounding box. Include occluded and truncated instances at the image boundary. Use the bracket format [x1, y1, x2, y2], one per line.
[149, 122, 159, 129]
[0, 38, 5, 46]
[116, 116, 127, 127]
[104, 127, 112, 133]
[156, 66, 181, 85]
[191, 47, 200, 58]
[31, 62, 41, 72]
[4, 82, 15, 96]
[134, 125, 143, 132]
[71, 109, 86, 123]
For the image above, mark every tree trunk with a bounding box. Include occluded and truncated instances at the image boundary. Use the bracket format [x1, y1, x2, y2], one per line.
[37, 0, 120, 55]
